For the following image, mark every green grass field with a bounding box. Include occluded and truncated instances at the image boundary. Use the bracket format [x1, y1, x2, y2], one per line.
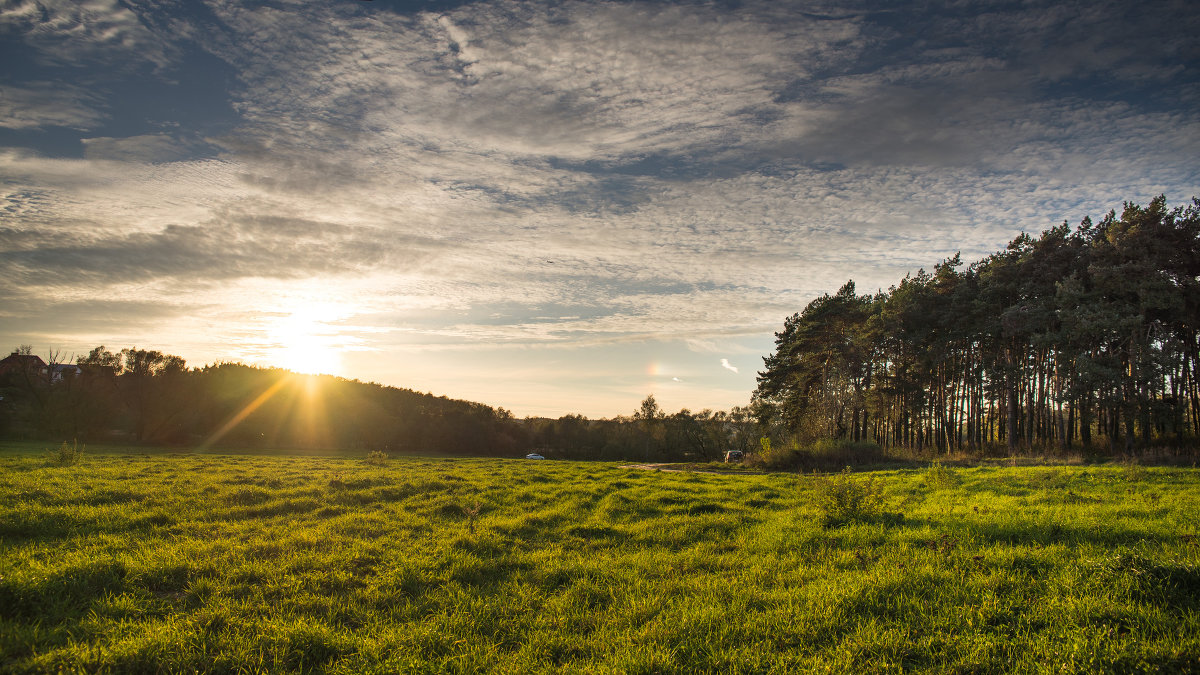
[1, 448, 1198, 673]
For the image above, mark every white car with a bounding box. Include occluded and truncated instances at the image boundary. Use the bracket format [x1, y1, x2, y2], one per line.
[525, 453, 546, 460]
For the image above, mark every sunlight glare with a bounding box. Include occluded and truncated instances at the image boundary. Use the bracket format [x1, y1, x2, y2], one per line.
[267, 304, 347, 375]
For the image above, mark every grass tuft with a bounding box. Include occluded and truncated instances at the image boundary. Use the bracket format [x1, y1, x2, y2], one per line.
[1121, 459, 1148, 482]
[813, 466, 890, 526]
[922, 461, 962, 490]
[45, 439, 84, 466]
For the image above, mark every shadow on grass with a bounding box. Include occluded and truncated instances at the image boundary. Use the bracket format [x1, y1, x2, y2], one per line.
[958, 519, 1183, 548]
[0, 559, 129, 621]
[1091, 552, 1200, 612]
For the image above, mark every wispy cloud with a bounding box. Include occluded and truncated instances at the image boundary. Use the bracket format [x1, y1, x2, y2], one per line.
[0, 83, 108, 131]
[82, 134, 199, 162]
[1, 0, 176, 70]
[721, 359, 739, 374]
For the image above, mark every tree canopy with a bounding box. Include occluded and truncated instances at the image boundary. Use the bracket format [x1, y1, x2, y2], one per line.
[754, 197, 1200, 455]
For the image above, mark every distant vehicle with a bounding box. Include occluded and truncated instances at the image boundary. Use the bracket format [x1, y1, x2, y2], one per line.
[724, 450, 744, 463]
[525, 453, 546, 460]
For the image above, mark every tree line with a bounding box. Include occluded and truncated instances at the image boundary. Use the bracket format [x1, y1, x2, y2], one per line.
[0, 348, 524, 456]
[0, 348, 755, 461]
[523, 395, 759, 462]
[754, 197, 1200, 456]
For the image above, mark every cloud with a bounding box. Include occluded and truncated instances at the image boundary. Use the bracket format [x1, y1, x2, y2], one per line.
[0, 83, 108, 131]
[81, 134, 198, 162]
[0, 210, 438, 287]
[0, 296, 190, 337]
[1, 0, 176, 70]
[201, 0, 864, 166]
[721, 359, 739, 374]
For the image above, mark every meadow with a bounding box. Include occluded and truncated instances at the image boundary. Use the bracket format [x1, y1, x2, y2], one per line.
[1, 446, 1198, 673]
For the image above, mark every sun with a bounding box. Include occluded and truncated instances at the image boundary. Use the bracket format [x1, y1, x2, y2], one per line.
[277, 332, 340, 375]
[267, 305, 345, 375]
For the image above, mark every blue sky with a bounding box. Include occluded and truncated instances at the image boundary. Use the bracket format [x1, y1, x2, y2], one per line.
[2, 0, 1198, 417]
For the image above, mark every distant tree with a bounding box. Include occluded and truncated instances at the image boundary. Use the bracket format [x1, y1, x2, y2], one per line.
[78, 346, 122, 374]
[56, 346, 124, 440]
[636, 394, 663, 421]
[118, 348, 188, 442]
[633, 394, 664, 460]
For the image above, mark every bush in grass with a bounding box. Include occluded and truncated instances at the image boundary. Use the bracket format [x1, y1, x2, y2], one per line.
[810, 438, 886, 464]
[814, 466, 887, 526]
[748, 436, 801, 470]
[750, 438, 886, 472]
[923, 461, 961, 490]
[46, 439, 84, 466]
[365, 450, 388, 465]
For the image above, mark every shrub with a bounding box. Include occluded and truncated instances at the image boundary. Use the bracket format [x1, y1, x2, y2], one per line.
[365, 450, 388, 466]
[46, 440, 84, 466]
[923, 461, 961, 490]
[810, 438, 845, 456]
[807, 439, 886, 468]
[752, 437, 800, 470]
[814, 466, 887, 526]
[750, 438, 886, 472]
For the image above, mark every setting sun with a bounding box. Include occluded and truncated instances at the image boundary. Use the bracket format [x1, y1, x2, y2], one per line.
[267, 305, 346, 375]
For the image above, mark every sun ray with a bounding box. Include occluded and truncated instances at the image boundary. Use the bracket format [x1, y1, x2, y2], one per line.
[196, 371, 338, 451]
[198, 375, 290, 450]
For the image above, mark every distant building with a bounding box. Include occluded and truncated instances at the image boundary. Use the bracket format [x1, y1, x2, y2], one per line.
[0, 352, 48, 378]
[49, 363, 82, 381]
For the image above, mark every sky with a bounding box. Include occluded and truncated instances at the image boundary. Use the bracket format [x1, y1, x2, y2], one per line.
[2, 0, 1198, 418]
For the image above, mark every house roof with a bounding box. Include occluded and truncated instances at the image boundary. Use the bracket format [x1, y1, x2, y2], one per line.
[0, 352, 48, 374]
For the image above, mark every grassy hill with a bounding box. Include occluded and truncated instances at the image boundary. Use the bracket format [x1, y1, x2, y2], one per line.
[1, 448, 1198, 673]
